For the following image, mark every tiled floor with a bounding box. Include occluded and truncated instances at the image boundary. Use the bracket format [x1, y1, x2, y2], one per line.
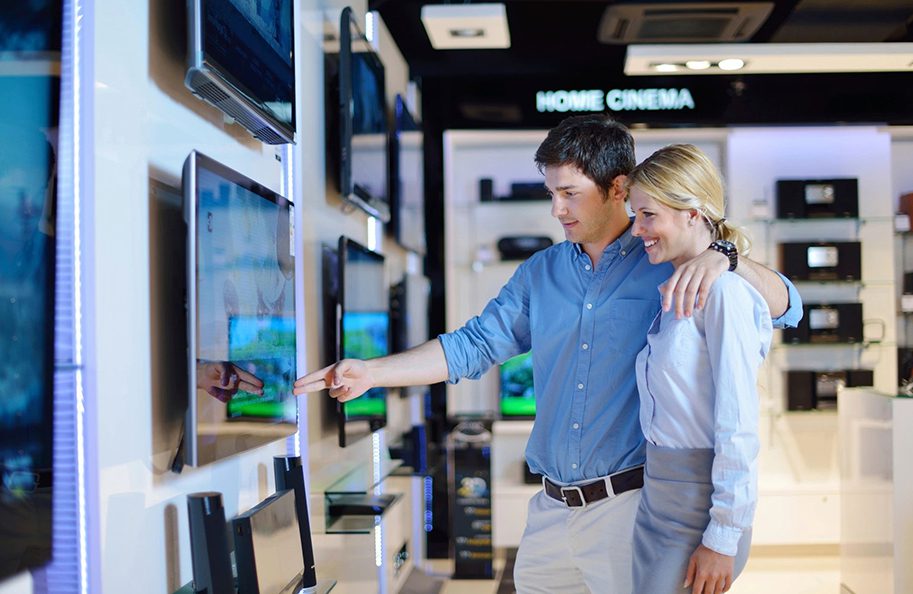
[411, 547, 841, 594]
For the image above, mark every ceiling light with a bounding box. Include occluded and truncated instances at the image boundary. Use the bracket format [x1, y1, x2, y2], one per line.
[717, 58, 745, 71]
[421, 3, 510, 50]
[654, 63, 679, 72]
[626, 42, 913, 75]
[685, 60, 712, 71]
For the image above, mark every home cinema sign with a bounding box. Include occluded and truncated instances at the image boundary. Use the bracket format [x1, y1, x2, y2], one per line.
[535, 88, 696, 113]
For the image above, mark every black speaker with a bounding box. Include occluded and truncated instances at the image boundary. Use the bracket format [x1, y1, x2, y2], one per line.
[273, 456, 318, 590]
[479, 178, 494, 202]
[186, 492, 234, 594]
[780, 242, 861, 281]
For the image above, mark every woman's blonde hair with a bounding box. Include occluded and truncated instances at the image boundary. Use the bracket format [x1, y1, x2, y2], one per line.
[626, 143, 751, 256]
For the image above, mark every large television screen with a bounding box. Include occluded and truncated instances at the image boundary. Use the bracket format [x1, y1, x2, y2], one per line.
[0, 1, 60, 579]
[325, 8, 389, 221]
[186, 0, 296, 144]
[389, 94, 425, 254]
[500, 352, 535, 418]
[184, 151, 297, 466]
[337, 236, 388, 447]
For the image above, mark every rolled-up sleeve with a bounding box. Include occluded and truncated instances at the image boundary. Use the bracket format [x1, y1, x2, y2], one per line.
[438, 263, 532, 384]
[771, 272, 803, 329]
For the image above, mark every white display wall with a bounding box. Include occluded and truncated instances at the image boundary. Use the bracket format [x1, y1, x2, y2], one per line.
[445, 125, 903, 548]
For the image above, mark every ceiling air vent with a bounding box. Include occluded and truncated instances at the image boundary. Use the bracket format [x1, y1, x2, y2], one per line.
[598, 2, 774, 44]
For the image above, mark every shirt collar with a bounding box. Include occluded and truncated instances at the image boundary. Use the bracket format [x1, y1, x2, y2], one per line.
[571, 219, 641, 261]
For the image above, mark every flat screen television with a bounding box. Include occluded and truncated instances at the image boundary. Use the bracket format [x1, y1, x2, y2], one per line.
[389, 94, 425, 254]
[0, 25, 58, 578]
[390, 272, 430, 398]
[325, 7, 390, 221]
[184, 151, 297, 467]
[186, 0, 296, 144]
[337, 236, 388, 447]
[500, 352, 535, 419]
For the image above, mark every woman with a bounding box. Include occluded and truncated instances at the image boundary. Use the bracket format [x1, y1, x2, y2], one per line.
[627, 144, 772, 594]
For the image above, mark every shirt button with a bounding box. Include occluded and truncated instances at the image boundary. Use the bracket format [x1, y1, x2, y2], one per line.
[621, 250, 626, 256]
[582, 343, 589, 350]
[584, 264, 591, 271]
[577, 383, 584, 390]
[586, 303, 593, 310]
[572, 463, 578, 469]
[573, 423, 579, 429]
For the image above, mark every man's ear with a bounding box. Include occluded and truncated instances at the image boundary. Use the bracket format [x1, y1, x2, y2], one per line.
[610, 175, 629, 202]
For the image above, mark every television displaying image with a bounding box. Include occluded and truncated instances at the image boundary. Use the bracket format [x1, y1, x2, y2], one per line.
[184, 151, 297, 466]
[324, 7, 390, 221]
[340, 310, 388, 419]
[0, 1, 60, 579]
[336, 236, 388, 447]
[227, 315, 297, 420]
[500, 352, 535, 418]
[186, 0, 296, 144]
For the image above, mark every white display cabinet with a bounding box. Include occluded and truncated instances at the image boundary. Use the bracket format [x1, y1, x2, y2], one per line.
[839, 387, 913, 594]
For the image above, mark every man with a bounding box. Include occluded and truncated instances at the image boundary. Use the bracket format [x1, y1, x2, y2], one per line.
[295, 114, 802, 593]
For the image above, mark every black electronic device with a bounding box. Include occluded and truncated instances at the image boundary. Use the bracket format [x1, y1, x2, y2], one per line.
[479, 178, 494, 202]
[782, 303, 863, 344]
[389, 424, 429, 473]
[327, 493, 397, 516]
[273, 456, 317, 591]
[183, 151, 297, 467]
[185, 0, 295, 143]
[333, 236, 388, 447]
[187, 492, 234, 594]
[780, 242, 861, 281]
[1, 12, 57, 578]
[389, 94, 425, 254]
[509, 182, 549, 201]
[389, 273, 431, 398]
[233, 490, 305, 594]
[776, 178, 858, 219]
[324, 7, 390, 221]
[786, 369, 874, 410]
[497, 236, 554, 261]
[523, 463, 543, 485]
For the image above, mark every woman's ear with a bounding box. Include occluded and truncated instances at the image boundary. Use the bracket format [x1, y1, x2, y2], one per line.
[688, 209, 701, 226]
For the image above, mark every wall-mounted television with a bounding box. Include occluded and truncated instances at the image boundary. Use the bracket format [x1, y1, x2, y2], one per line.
[0, 15, 59, 576]
[186, 0, 296, 144]
[184, 151, 297, 467]
[337, 236, 388, 447]
[389, 94, 425, 254]
[500, 352, 535, 419]
[325, 7, 390, 221]
[390, 272, 430, 398]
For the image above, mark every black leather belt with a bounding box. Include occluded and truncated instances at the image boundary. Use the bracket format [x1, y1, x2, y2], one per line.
[543, 466, 644, 508]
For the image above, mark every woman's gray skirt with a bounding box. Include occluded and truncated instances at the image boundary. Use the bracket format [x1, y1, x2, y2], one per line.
[632, 443, 751, 593]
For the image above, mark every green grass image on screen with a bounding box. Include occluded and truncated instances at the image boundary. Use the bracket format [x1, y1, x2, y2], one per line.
[500, 351, 535, 417]
[341, 311, 388, 419]
[227, 316, 296, 420]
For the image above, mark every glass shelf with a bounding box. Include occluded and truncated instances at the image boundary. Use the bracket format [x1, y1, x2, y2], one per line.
[174, 578, 337, 594]
[750, 216, 896, 225]
[323, 458, 404, 496]
[324, 493, 404, 535]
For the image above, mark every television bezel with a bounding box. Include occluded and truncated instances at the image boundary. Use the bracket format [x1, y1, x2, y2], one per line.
[183, 150, 298, 467]
[336, 235, 389, 447]
[336, 6, 391, 222]
[388, 93, 425, 254]
[187, 0, 297, 144]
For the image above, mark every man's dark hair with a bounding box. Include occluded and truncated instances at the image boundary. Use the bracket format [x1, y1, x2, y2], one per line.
[534, 114, 636, 196]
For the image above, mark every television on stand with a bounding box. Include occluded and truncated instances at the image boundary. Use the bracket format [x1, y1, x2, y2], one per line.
[324, 7, 390, 221]
[183, 151, 297, 467]
[185, 0, 296, 144]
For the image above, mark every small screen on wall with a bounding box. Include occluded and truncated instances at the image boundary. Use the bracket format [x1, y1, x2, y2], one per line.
[500, 352, 535, 418]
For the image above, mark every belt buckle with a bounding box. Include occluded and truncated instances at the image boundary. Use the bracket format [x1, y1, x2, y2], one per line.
[560, 485, 586, 508]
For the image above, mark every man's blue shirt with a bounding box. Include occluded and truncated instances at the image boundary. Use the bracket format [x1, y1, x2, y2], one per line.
[439, 224, 803, 484]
